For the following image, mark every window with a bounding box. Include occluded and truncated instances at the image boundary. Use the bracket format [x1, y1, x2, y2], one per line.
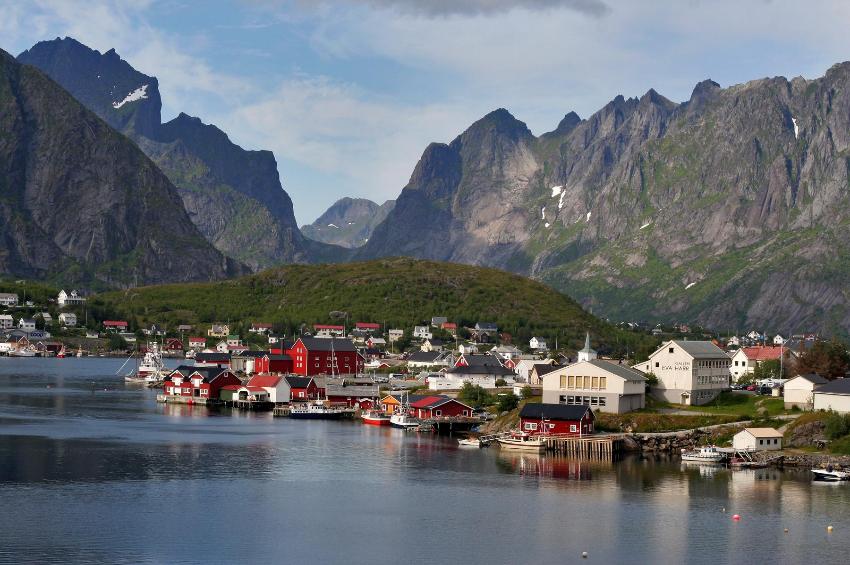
[525, 422, 538, 431]
[598, 397, 606, 406]
[759, 439, 764, 445]
[591, 376, 599, 390]
[559, 395, 567, 404]
[435, 410, 442, 416]
[462, 410, 468, 416]
[568, 375, 575, 389]
[669, 347, 674, 354]
[570, 424, 577, 433]
[655, 362, 660, 368]
[599, 377, 607, 390]
[584, 376, 591, 389]
[590, 397, 598, 406]
[560, 375, 567, 389]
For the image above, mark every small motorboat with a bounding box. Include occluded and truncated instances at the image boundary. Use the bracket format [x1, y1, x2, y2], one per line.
[497, 430, 546, 452]
[458, 438, 481, 448]
[390, 412, 420, 429]
[681, 446, 726, 463]
[361, 409, 391, 426]
[812, 467, 850, 482]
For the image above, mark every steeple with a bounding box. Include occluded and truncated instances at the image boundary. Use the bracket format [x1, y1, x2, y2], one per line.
[578, 332, 597, 362]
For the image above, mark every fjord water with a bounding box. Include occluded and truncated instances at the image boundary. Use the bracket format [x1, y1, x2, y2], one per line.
[0, 359, 847, 565]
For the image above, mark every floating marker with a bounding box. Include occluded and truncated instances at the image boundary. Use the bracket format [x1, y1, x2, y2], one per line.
[582, 552, 588, 559]
[784, 528, 789, 533]
[732, 514, 741, 521]
[827, 525, 833, 533]
[721, 507, 726, 512]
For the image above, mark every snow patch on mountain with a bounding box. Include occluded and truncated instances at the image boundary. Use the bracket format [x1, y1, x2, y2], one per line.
[550, 186, 562, 197]
[792, 117, 799, 139]
[112, 84, 148, 109]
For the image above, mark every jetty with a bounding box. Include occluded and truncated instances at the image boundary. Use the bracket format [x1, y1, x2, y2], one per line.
[479, 432, 623, 459]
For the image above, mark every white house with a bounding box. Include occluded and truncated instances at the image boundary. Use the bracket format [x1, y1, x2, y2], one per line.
[542, 359, 646, 414]
[421, 338, 444, 352]
[58, 313, 77, 327]
[633, 340, 730, 405]
[458, 343, 479, 355]
[0, 314, 13, 330]
[0, 293, 18, 307]
[529, 337, 548, 351]
[216, 340, 229, 353]
[250, 323, 273, 334]
[783, 373, 827, 409]
[491, 345, 522, 360]
[773, 335, 786, 345]
[39, 312, 52, 325]
[388, 329, 404, 343]
[514, 357, 548, 383]
[813, 379, 850, 413]
[407, 351, 451, 368]
[729, 349, 751, 382]
[247, 375, 288, 404]
[17, 318, 35, 332]
[727, 336, 741, 347]
[57, 290, 86, 307]
[413, 326, 432, 340]
[732, 428, 783, 451]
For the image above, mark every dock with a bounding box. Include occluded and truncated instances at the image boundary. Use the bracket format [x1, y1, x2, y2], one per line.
[544, 435, 622, 459]
[273, 405, 291, 417]
[155, 394, 216, 406]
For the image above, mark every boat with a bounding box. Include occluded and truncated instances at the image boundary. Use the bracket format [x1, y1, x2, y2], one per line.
[390, 392, 420, 428]
[290, 400, 354, 419]
[361, 408, 391, 426]
[811, 467, 850, 482]
[56, 345, 66, 358]
[497, 430, 546, 452]
[680, 446, 726, 463]
[124, 342, 166, 384]
[458, 437, 482, 448]
[8, 347, 37, 357]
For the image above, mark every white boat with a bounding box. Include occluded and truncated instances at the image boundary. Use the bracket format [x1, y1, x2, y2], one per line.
[458, 438, 481, 448]
[361, 409, 391, 426]
[390, 391, 421, 428]
[680, 446, 726, 463]
[290, 400, 354, 420]
[497, 430, 546, 452]
[812, 467, 850, 482]
[124, 342, 165, 384]
[8, 347, 36, 357]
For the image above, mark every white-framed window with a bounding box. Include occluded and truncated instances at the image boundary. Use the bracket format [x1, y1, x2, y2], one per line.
[524, 422, 538, 431]
[435, 410, 442, 416]
[570, 424, 577, 432]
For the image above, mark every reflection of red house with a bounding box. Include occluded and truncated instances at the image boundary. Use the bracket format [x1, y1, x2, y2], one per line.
[519, 404, 594, 436]
[284, 376, 320, 401]
[409, 396, 473, 419]
[289, 337, 363, 376]
[163, 365, 241, 400]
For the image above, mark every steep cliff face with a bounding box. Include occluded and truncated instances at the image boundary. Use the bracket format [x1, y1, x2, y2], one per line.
[0, 49, 244, 285]
[19, 37, 326, 270]
[301, 197, 395, 248]
[361, 68, 850, 334]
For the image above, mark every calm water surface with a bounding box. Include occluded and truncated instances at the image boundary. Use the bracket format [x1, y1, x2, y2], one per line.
[0, 358, 847, 564]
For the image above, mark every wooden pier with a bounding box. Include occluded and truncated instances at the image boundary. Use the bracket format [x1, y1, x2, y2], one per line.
[156, 394, 215, 406]
[544, 435, 621, 459]
[273, 405, 291, 417]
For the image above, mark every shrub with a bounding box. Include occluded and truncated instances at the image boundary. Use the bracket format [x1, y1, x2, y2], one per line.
[496, 393, 519, 412]
[823, 411, 850, 440]
[495, 378, 507, 387]
[520, 385, 534, 399]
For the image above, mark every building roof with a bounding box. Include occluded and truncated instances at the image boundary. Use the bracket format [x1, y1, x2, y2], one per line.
[284, 376, 314, 388]
[441, 322, 457, 329]
[739, 427, 783, 438]
[247, 375, 283, 387]
[297, 337, 358, 352]
[585, 359, 646, 382]
[356, 322, 381, 329]
[252, 323, 273, 328]
[814, 378, 850, 396]
[519, 403, 593, 421]
[790, 373, 828, 385]
[533, 363, 562, 377]
[741, 345, 785, 361]
[410, 395, 470, 410]
[475, 322, 498, 331]
[314, 324, 344, 330]
[460, 354, 503, 367]
[666, 340, 727, 359]
[448, 364, 515, 377]
[195, 352, 231, 363]
[408, 351, 444, 363]
[103, 320, 128, 326]
[326, 385, 379, 397]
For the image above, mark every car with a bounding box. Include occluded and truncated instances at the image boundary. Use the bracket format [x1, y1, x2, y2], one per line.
[745, 384, 756, 391]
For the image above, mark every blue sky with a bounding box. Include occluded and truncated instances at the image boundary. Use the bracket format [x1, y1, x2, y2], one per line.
[2, 0, 850, 224]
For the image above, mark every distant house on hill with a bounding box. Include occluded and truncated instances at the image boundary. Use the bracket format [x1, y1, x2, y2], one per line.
[633, 340, 730, 406]
[207, 324, 229, 338]
[783, 373, 827, 410]
[529, 337, 548, 351]
[57, 290, 85, 307]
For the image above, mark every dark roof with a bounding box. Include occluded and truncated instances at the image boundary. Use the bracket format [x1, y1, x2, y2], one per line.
[448, 365, 515, 377]
[667, 340, 727, 359]
[408, 351, 443, 363]
[519, 403, 594, 421]
[475, 322, 498, 331]
[284, 376, 314, 388]
[195, 352, 231, 362]
[461, 354, 503, 367]
[297, 337, 357, 352]
[268, 354, 292, 361]
[586, 359, 646, 382]
[814, 378, 850, 395]
[170, 365, 197, 376]
[793, 373, 828, 385]
[533, 363, 562, 376]
[170, 366, 232, 382]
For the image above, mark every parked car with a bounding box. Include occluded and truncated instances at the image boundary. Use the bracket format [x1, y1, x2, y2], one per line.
[745, 384, 756, 391]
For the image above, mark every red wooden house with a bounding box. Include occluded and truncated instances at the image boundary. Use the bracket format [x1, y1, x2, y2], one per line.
[289, 337, 363, 376]
[188, 337, 206, 349]
[103, 320, 128, 332]
[409, 396, 473, 419]
[268, 354, 293, 373]
[164, 337, 184, 353]
[163, 365, 241, 401]
[284, 376, 320, 401]
[355, 322, 380, 333]
[519, 403, 595, 436]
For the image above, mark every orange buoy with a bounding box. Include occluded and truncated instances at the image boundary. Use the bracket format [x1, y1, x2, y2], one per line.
[732, 514, 741, 521]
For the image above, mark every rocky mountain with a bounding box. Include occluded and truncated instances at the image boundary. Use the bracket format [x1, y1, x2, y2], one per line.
[0, 49, 244, 286]
[301, 197, 395, 248]
[18, 37, 331, 270]
[360, 66, 850, 335]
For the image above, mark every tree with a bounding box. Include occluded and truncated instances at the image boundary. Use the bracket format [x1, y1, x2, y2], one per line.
[752, 359, 781, 381]
[520, 385, 534, 399]
[794, 340, 850, 380]
[496, 393, 519, 412]
[108, 333, 128, 351]
[495, 378, 507, 387]
[458, 382, 491, 407]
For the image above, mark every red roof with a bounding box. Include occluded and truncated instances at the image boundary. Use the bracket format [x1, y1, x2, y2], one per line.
[248, 375, 283, 387]
[252, 323, 273, 328]
[410, 395, 452, 409]
[314, 324, 344, 330]
[221, 384, 242, 391]
[441, 322, 457, 329]
[356, 322, 380, 329]
[103, 320, 128, 327]
[188, 337, 206, 342]
[742, 346, 785, 361]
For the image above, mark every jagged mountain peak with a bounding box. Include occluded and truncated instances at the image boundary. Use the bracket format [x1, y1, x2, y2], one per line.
[456, 107, 533, 142]
[542, 111, 582, 138]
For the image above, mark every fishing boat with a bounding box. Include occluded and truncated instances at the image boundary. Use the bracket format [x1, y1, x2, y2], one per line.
[361, 408, 391, 426]
[124, 342, 165, 384]
[290, 400, 354, 419]
[680, 446, 726, 463]
[497, 430, 546, 452]
[811, 467, 850, 482]
[390, 392, 420, 428]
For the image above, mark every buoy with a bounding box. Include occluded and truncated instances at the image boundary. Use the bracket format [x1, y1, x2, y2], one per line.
[784, 528, 789, 533]
[582, 552, 588, 559]
[732, 514, 741, 521]
[721, 507, 726, 512]
[827, 525, 833, 533]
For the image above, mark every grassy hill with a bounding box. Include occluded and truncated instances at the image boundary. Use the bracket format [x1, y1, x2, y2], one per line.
[89, 257, 657, 357]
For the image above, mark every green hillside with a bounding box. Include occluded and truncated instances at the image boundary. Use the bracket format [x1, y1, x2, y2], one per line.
[89, 257, 657, 358]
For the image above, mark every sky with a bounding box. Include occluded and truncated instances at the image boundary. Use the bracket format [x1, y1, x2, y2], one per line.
[2, 0, 850, 224]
